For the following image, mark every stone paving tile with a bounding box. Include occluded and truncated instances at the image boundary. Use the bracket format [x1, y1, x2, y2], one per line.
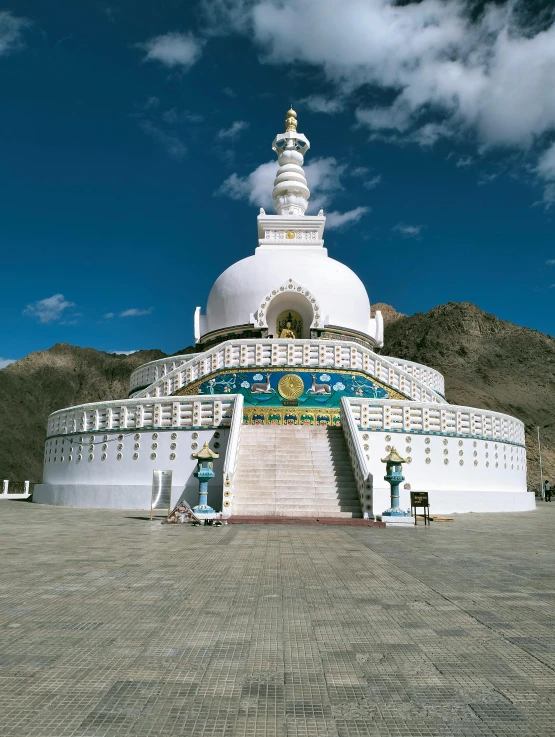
[0, 501, 555, 736]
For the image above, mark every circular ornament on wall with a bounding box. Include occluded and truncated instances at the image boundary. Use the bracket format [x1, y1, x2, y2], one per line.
[170, 443, 177, 450]
[214, 431, 221, 439]
[191, 442, 198, 450]
[103, 435, 108, 441]
[88, 454, 94, 461]
[117, 453, 122, 460]
[192, 432, 199, 439]
[134, 443, 140, 450]
[152, 443, 158, 450]
[459, 460, 464, 466]
[426, 458, 431, 464]
[118, 444, 123, 451]
[171, 432, 178, 440]
[474, 460, 478, 466]
[152, 433, 158, 440]
[425, 438, 430, 444]
[444, 459, 449, 465]
[214, 442, 220, 449]
[278, 374, 304, 400]
[425, 448, 431, 454]
[170, 453, 176, 460]
[363, 433, 369, 440]
[385, 435, 391, 441]
[133, 453, 139, 460]
[135, 433, 140, 441]
[443, 439, 448, 445]
[101, 454, 107, 461]
[151, 453, 157, 460]
[405, 436, 411, 443]
[118, 435, 123, 441]
[385, 445, 391, 452]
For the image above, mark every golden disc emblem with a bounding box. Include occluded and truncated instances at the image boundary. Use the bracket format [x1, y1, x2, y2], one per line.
[285, 230, 295, 239]
[278, 373, 304, 400]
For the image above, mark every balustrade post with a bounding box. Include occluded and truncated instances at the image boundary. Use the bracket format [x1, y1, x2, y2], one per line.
[2, 480, 8, 495]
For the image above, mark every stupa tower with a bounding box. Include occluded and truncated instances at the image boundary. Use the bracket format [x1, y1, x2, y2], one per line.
[271, 107, 311, 215]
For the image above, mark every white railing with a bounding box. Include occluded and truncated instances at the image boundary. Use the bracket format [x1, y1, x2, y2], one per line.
[134, 339, 444, 404]
[221, 394, 244, 519]
[340, 398, 372, 517]
[129, 354, 201, 394]
[1, 480, 32, 499]
[46, 396, 237, 438]
[347, 398, 526, 446]
[381, 356, 445, 395]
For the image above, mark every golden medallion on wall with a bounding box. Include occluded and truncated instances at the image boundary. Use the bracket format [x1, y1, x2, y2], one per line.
[286, 230, 295, 239]
[278, 374, 305, 400]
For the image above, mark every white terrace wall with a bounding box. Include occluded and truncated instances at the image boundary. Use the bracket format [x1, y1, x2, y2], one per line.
[342, 399, 533, 517]
[34, 396, 235, 511]
[132, 339, 445, 404]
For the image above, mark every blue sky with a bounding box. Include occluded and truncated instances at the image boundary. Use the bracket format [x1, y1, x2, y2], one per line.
[1, 0, 555, 366]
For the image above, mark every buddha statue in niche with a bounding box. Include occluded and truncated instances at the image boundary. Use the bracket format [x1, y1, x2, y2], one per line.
[280, 320, 297, 339]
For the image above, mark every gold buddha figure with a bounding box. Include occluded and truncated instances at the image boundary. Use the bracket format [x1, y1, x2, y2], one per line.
[280, 320, 297, 339]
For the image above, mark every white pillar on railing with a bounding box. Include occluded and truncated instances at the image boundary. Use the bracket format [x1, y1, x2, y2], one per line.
[24, 481, 29, 495]
[2, 480, 8, 494]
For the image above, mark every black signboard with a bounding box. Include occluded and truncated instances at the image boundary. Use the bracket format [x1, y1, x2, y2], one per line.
[410, 491, 430, 526]
[410, 492, 429, 507]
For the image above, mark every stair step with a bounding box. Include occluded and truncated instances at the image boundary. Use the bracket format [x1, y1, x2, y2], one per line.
[231, 426, 361, 519]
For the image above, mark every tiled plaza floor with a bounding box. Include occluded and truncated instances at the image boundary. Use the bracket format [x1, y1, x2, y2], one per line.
[1, 501, 554, 737]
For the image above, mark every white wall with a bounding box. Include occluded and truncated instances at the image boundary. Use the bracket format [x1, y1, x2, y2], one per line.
[35, 427, 229, 511]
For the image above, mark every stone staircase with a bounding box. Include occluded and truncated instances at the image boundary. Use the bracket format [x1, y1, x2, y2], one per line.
[231, 425, 362, 518]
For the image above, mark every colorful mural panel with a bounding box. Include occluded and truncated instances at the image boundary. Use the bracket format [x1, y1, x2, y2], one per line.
[177, 368, 406, 426]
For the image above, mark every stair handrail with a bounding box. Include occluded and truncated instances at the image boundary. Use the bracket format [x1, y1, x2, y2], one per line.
[340, 397, 373, 518]
[221, 393, 244, 518]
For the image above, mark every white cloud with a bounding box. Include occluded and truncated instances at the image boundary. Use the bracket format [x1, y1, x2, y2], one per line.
[222, 87, 236, 97]
[119, 307, 154, 317]
[104, 312, 115, 319]
[546, 259, 555, 266]
[0, 357, 16, 369]
[23, 294, 75, 324]
[138, 120, 187, 159]
[217, 120, 249, 139]
[363, 174, 382, 190]
[0, 10, 30, 57]
[216, 156, 347, 213]
[456, 156, 474, 168]
[110, 350, 139, 355]
[537, 142, 555, 180]
[326, 207, 370, 229]
[140, 31, 202, 70]
[301, 94, 343, 114]
[393, 223, 423, 239]
[202, 0, 555, 202]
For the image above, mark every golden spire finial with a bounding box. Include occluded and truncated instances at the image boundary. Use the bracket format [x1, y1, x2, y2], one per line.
[285, 106, 297, 132]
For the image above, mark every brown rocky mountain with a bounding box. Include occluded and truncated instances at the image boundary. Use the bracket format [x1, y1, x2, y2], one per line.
[1, 302, 553, 492]
[382, 302, 555, 492]
[0, 344, 166, 482]
[371, 302, 407, 325]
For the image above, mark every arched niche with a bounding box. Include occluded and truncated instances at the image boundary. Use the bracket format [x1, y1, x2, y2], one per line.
[266, 289, 314, 339]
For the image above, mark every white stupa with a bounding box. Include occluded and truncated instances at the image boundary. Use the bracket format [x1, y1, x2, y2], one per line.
[34, 108, 534, 517]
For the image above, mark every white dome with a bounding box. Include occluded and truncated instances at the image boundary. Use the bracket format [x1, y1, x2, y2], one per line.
[203, 248, 371, 338]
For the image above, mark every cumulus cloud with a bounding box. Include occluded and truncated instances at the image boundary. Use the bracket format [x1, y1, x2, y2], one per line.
[546, 259, 555, 266]
[119, 307, 154, 317]
[216, 156, 347, 213]
[140, 31, 202, 70]
[0, 10, 30, 56]
[393, 223, 424, 239]
[326, 207, 370, 229]
[104, 312, 115, 319]
[202, 0, 555, 203]
[23, 294, 75, 324]
[217, 120, 249, 139]
[0, 357, 16, 369]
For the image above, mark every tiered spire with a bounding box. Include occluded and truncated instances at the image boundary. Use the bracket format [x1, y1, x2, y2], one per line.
[271, 107, 311, 216]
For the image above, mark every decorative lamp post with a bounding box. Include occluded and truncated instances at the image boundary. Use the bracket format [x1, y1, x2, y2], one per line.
[192, 442, 219, 518]
[380, 447, 413, 525]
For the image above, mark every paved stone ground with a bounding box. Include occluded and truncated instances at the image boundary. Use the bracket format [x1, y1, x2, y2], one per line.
[1, 501, 554, 737]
